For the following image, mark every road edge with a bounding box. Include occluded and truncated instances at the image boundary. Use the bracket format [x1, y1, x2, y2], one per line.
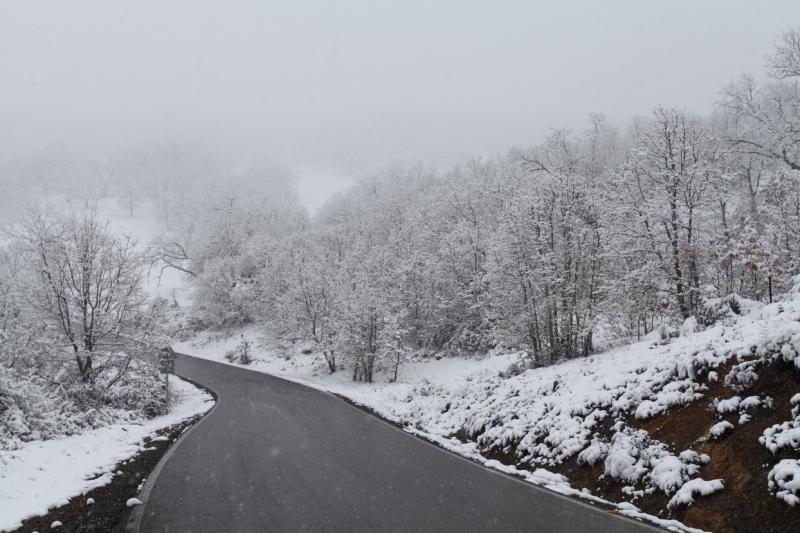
[174, 352, 666, 532]
[327, 392, 666, 532]
[124, 373, 219, 533]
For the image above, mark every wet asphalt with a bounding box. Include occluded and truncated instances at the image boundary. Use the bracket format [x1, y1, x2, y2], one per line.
[138, 353, 656, 533]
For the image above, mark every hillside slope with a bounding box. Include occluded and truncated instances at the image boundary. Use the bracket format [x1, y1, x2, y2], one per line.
[178, 278, 800, 532]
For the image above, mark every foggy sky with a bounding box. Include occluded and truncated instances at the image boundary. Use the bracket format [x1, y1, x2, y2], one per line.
[2, 1, 799, 209]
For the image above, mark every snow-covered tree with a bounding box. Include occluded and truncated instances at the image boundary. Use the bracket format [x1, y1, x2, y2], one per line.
[619, 108, 720, 318]
[16, 209, 146, 381]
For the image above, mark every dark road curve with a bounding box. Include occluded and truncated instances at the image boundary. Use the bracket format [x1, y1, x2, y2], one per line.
[135, 354, 657, 533]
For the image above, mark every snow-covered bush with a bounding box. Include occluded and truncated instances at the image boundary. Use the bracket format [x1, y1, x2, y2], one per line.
[598, 426, 704, 495]
[653, 324, 678, 343]
[667, 478, 724, 509]
[577, 437, 609, 466]
[724, 359, 762, 391]
[602, 428, 654, 485]
[0, 351, 167, 450]
[708, 421, 734, 439]
[768, 460, 800, 506]
[713, 396, 741, 414]
[224, 336, 252, 365]
[678, 316, 699, 337]
[70, 356, 166, 417]
[761, 395, 800, 454]
[0, 366, 70, 448]
[498, 360, 526, 379]
[697, 295, 741, 327]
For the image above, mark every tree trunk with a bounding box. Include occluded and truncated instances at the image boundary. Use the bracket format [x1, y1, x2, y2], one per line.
[76, 353, 93, 382]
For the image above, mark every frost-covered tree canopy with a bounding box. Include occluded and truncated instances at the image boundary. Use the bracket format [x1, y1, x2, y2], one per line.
[158, 30, 800, 378]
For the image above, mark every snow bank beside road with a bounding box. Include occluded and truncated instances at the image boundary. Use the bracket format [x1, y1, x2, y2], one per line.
[0, 377, 214, 532]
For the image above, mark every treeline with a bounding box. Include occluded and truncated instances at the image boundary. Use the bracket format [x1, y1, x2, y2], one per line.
[168, 30, 800, 380]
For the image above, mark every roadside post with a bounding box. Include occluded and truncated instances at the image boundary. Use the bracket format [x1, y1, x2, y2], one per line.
[159, 347, 176, 412]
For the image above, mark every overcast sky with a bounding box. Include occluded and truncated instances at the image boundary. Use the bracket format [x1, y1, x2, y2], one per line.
[1, 1, 799, 209]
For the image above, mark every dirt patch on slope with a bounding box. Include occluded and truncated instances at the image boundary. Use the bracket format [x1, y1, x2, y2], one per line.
[472, 359, 800, 532]
[670, 360, 800, 533]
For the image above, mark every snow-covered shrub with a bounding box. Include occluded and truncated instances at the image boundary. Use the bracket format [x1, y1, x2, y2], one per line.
[577, 437, 609, 466]
[713, 396, 741, 414]
[603, 428, 653, 484]
[739, 395, 769, 410]
[697, 295, 741, 327]
[599, 426, 705, 496]
[439, 316, 497, 355]
[650, 455, 694, 494]
[654, 324, 678, 343]
[667, 478, 724, 509]
[499, 359, 528, 379]
[224, 336, 252, 365]
[678, 449, 710, 465]
[761, 398, 800, 454]
[70, 356, 166, 417]
[708, 421, 734, 439]
[148, 296, 199, 342]
[604, 431, 644, 483]
[634, 378, 705, 420]
[1, 368, 104, 449]
[679, 316, 699, 337]
[0, 366, 73, 448]
[768, 459, 800, 506]
[276, 342, 292, 361]
[724, 360, 761, 391]
[1, 346, 167, 449]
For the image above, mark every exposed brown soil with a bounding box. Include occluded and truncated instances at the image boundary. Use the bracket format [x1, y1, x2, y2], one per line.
[671, 360, 800, 533]
[470, 358, 800, 533]
[10, 416, 202, 533]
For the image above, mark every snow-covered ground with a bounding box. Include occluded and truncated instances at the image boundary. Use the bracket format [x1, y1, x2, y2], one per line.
[0, 377, 214, 532]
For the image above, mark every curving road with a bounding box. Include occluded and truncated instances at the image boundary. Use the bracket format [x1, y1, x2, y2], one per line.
[136, 354, 655, 533]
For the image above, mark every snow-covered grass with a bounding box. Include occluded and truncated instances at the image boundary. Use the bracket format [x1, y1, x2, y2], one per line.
[0, 377, 214, 532]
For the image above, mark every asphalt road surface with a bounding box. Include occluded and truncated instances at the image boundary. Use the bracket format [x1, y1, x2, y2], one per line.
[137, 354, 656, 533]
